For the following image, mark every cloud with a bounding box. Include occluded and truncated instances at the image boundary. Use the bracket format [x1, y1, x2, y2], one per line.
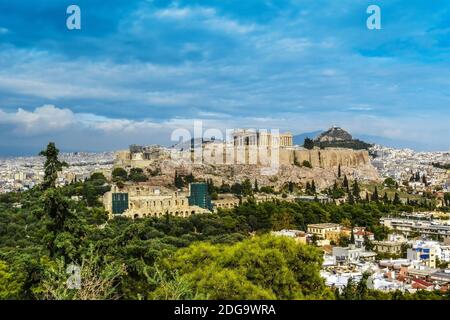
[0, 1, 449, 152]
[1, 104, 448, 152]
[153, 5, 256, 34]
[347, 104, 373, 111]
[0, 105, 76, 134]
[0, 27, 8, 34]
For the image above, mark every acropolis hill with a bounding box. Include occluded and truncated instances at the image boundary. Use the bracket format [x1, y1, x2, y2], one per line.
[113, 128, 380, 191]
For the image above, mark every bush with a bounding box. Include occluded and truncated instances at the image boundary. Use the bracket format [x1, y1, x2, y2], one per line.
[302, 160, 312, 168]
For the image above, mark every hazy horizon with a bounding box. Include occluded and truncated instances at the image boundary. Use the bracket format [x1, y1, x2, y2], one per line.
[0, 127, 448, 157]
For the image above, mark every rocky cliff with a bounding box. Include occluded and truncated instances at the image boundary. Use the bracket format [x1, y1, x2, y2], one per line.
[280, 148, 370, 168]
[114, 146, 380, 191]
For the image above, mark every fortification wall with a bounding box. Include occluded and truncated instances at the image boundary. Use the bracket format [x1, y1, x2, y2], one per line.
[280, 148, 369, 168]
[115, 147, 370, 169]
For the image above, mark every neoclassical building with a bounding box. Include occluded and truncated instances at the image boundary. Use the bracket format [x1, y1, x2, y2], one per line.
[103, 183, 210, 219]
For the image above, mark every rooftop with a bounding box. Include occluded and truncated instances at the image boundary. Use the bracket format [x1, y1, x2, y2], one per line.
[308, 223, 340, 229]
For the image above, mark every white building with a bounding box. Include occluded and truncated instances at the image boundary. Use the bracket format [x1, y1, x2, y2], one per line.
[407, 240, 440, 268]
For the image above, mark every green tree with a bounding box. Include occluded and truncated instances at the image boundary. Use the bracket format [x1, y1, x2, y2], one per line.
[341, 278, 356, 300]
[329, 181, 345, 199]
[271, 209, 295, 231]
[184, 173, 195, 184]
[260, 186, 275, 194]
[352, 180, 361, 201]
[254, 179, 259, 192]
[363, 234, 374, 251]
[90, 172, 107, 182]
[356, 273, 369, 300]
[174, 171, 184, 189]
[219, 182, 231, 193]
[39, 142, 68, 190]
[348, 193, 355, 205]
[384, 177, 396, 188]
[343, 175, 349, 189]
[444, 193, 450, 207]
[146, 266, 200, 300]
[241, 179, 253, 197]
[128, 168, 147, 182]
[0, 261, 24, 299]
[338, 234, 350, 247]
[231, 182, 243, 196]
[393, 193, 402, 205]
[112, 167, 128, 181]
[422, 175, 428, 185]
[302, 160, 312, 168]
[288, 181, 295, 193]
[37, 189, 82, 259]
[303, 138, 315, 150]
[383, 192, 389, 204]
[371, 186, 379, 202]
[161, 235, 333, 300]
[36, 249, 126, 300]
[311, 180, 316, 194]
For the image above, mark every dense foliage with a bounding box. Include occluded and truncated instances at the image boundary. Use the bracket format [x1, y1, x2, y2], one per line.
[159, 235, 333, 299]
[0, 143, 448, 300]
[1, 184, 442, 300]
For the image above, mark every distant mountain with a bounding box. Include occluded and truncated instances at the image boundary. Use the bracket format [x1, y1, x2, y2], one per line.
[315, 127, 353, 143]
[292, 130, 322, 145]
[293, 127, 373, 150]
[313, 127, 372, 150]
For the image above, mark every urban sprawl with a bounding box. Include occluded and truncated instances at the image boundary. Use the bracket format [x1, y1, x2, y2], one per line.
[1, 127, 450, 295]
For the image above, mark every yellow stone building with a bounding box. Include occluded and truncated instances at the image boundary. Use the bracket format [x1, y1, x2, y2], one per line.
[103, 183, 210, 219]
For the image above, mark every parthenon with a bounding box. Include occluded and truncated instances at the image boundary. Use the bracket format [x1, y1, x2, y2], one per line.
[232, 129, 293, 147]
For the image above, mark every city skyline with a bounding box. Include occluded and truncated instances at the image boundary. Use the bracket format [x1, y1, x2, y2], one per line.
[0, 0, 449, 154]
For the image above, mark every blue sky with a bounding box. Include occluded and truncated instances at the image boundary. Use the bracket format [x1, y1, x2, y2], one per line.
[0, 0, 449, 154]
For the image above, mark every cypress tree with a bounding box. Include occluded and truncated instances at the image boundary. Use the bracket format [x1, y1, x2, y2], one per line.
[343, 175, 349, 189]
[422, 175, 428, 185]
[352, 180, 361, 201]
[371, 186, 379, 202]
[393, 192, 401, 205]
[383, 192, 389, 204]
[348, 193, 355, 205]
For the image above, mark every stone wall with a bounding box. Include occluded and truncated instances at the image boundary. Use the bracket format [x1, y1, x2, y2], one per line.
[112, 146, 378, 192]
[116, 146, 369, 170]
[280, 148, 370, 168]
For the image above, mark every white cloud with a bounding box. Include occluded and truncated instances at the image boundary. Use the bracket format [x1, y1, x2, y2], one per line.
[0, 105, 76, 134]
[0, 2, 449, 151]
[347, 104, 373, 111]
[0, 27, 8, 34]
[153, 5, 255, 34]
[0, 105, 448, 151]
